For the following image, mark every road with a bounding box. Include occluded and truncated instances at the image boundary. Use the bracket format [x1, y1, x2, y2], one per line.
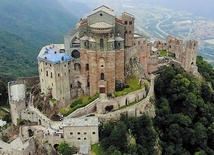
[156, 14, 171, 37]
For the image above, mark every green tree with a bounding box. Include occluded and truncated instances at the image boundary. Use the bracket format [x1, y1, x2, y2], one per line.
[57, 142, 72, 155]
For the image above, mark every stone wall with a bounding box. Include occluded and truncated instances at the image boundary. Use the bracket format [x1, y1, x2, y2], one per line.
[65, 99, 99, 118]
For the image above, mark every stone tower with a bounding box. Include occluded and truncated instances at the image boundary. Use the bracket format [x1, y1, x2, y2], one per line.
[167, 35, 184, 61]
[8, 81, 26, 125]
[122, 12, 135, 47]
[182, 40, 198, 73]
[78, 6, 125, 98]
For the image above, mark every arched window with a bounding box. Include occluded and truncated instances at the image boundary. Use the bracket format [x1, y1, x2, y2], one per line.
[100, 39, 104, 49]
[100, 73, 104, 80]
[74, 63, 81, 71]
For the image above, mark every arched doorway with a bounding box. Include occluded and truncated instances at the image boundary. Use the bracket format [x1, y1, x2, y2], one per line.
[53, 144, 59, 150]
[28, 129, 34, 137]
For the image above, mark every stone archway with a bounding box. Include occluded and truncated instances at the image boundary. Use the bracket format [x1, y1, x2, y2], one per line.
[28, 129, 34, 137]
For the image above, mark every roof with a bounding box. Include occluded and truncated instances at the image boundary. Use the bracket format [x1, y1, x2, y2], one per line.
[79, 145, 90, 154]
[123, 12, 135, 18]
[63, 117, 98, 127]
[80, 35, 89, 41]
[38, 47, 72, 63]
[90, 22, 113, 29]
[90, 5, 114, 16]
[115, 36, 124, 41]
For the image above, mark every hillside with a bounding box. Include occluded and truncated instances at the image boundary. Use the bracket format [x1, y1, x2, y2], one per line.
[0, 31, 38, 82]
[0, 0, 78, 47]
[97, 59, 214, 154]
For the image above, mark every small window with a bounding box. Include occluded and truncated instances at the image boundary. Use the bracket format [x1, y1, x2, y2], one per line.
[78, 138, 81, 140]
[124, 21, 128, 25]
[92, 132, 96, 135]
[51, 72, 53, 78]
[64, 65, 66, 67]
[84, 138, 87, 140]
[77, 132, 80, 135]
[100, 13, 103, 16]
[100, 73, 104, 80]
[84, 132, 87, 135]
[86, 64, 89, 71]
[70, 84, 72, 89]
[58, 73, 60, 77]
[70, 132, 73, 135]
[129, 21, 132, 25]
[100, 39, 104, 49]
[46, 71, 48, 77]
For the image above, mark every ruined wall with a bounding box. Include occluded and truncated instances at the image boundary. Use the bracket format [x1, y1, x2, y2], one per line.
[182, 40, 198, 73]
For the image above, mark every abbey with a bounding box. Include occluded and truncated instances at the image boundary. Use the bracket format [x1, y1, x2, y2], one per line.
[38, 6, 198, 105]
[3, 5, 199, 155]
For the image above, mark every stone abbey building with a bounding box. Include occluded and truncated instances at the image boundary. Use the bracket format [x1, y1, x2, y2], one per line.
[4, 5, 199, 155]
[38, 5, 198, 105]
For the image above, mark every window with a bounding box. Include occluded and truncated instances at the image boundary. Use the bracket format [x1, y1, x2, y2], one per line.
[86, 64, 89, 71]
[74, 63, 81, 71]
[92, 132, 96, 135]
[125, 21, 128, 25]
[100, 39, 104, 49]
[72, 50, 80, 58]
[84, 138, 87, 140]
[51, 72, 53, 78]
[78, 138, 81, 140]
[58, 73, 60, 77]
[100, 87, 105, 93]
[77, 132, 80, 135]
[84, 132, 87, 135]
[46, 71, 48, 77]
[100, 73, 104, 80]
[129, 21, 132, 25]
[70, 132, 73, 135]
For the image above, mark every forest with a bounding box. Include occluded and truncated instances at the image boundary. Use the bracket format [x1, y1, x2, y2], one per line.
[97, 56, 214, 155]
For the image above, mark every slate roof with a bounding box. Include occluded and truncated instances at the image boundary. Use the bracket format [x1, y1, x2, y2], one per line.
[38, 48, 72, 63]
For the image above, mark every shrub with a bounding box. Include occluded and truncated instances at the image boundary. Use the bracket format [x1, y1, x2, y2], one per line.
[2, 135, 9, 142]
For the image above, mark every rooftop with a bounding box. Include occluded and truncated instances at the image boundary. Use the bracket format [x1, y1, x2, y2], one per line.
[63, 117, 99, 127]
[90, 5, 114, 16]
[38, 47, 72, 64]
